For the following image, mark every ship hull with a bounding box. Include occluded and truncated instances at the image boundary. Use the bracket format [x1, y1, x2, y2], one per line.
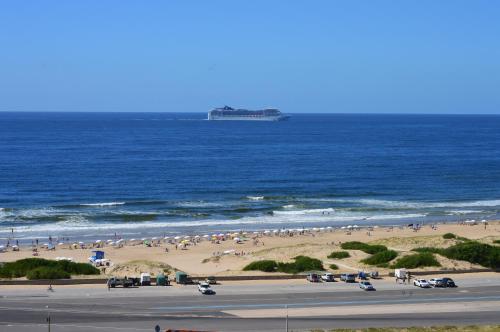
[208, 115, 288, 121]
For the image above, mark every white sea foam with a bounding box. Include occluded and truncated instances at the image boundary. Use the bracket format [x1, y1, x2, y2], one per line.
[321, 198, 500, 209]
[247, 196, 265, 201]
[283, 204, 296, 209]
[272, 208, 335, 215]
[80, 202, 125, 207]
[176, 201, 223, 208]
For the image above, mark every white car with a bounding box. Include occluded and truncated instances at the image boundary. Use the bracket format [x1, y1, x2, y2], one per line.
[359, 281, 375, 291]
[428, 278, 443, 287]
[198, 282, 215, 295]
[413, 279, 431, 288]
[321, 273, 334, 282]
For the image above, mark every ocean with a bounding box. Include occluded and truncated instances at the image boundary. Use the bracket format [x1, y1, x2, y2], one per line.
[1, 112, 499, 242]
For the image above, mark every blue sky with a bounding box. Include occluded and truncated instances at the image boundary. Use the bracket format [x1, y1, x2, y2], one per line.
[0, 1, 499, 113]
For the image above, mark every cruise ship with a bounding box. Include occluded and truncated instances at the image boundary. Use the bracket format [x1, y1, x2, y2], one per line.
[208, 106, 289, 121]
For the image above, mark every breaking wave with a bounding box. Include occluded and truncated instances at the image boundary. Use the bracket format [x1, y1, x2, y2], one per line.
[80, 202, 126, 207]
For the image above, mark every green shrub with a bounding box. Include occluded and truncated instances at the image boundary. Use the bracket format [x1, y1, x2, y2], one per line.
[278, 256, 324, 274]
[243, 256, 324, 274]
[493, 240, 500, 244]
[391, 253, 441, 269]
[413, 247, 443, 254]
[413, 242, 500, 268]
[329, 264, 339, 270]
[340, 241, 388, 254]
[443, 233, 456, 239]
[0, 258, 100, 279]
[243, 260, 278, 272]
[26, 267, 70, 280]
[327, 251, 350, 259]
[442, 241, 499, 269]
[361, 250, 398, 266]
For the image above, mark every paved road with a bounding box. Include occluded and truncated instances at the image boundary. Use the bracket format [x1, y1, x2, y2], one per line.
[1, 279, 500, 331]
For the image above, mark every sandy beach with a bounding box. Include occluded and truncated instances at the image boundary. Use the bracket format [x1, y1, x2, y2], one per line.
[1, 221, 499, 278]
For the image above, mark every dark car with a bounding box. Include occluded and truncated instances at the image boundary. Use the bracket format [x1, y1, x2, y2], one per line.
[307, 273, 320, 282]
[441, 277, 457, 288]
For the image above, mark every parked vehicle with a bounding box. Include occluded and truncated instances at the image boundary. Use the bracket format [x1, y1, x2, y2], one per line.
[205, 276, 217, 285]
[359, 281, 375, 291]
[176, 271, 189, 284]
[441, 277, 457, 288]
[107, 277, 133, 288]
[307, 273, 320, 282]
[413, 279, 431, 288]
[358, 271, 368, 280]
[140, 273, 151, 286]
[428, 278, 442, 287]
[156, 273, 170, 286]
[198, 282, 215, 294]
[395, 268, 407, 280]
[340, 273, 356, 283]
[321, 273, 335, 282]
[369, 271, 380, 279]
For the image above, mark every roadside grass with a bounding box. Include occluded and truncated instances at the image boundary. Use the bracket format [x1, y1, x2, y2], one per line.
[243, 255, 324, 274]
[391, 252, 441, 269]
[0, 258, 100, 279]
[413, 241, 500, 269]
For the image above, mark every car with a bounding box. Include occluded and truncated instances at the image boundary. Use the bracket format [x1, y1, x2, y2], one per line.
[340, 273, 356, 283]
[205, 276, 217, 285]
[441, 277, 457, 288]
[107, 277, 133, 288]
[198, 282, 215, 294]
[428, 278, 442, 287]
[321, 273, 335, 282]
[413, 279, 431, 288]
[307, 273, 321, 282]
[359, 281, 375, 291]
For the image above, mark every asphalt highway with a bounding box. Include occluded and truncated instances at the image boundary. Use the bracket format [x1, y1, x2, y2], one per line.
[1, 279, 499, 331]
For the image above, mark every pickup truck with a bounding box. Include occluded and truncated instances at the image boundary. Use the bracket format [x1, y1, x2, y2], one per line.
[107, 277, 133, 288]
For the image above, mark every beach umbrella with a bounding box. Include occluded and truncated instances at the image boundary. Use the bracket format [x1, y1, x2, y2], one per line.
[141, 238, 147, 241]
[174, 236, 181, 240]
[130, 238, 136, 242]
[194, 235, 200, 239]
[95, 240, 102, 243]
[184, 236, 190, 239]
[353, 225, 359, 228]
[202, 235, 209, 238]
[253, 231, 259, 235]
[218, 233, 225, 237]
[78, 241, 83, 244]
[152, 237, 158, 240]
[116, 239, 124, 243]
[164, 236, 170, 240]
[234, 237, 241, 242]
[264, 230, 270, 234]
[341, 226, 346, 229]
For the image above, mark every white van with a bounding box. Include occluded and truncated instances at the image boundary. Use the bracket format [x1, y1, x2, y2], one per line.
[140, 273, 151, 286]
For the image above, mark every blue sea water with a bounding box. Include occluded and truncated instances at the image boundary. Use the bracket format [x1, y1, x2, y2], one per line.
[1, 112, 500, 242]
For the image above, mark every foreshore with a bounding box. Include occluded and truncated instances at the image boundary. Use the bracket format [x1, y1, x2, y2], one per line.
[1, 221, 499, 278]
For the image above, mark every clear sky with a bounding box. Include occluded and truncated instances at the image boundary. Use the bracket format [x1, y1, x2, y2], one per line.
[1, 1, 499, 113]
